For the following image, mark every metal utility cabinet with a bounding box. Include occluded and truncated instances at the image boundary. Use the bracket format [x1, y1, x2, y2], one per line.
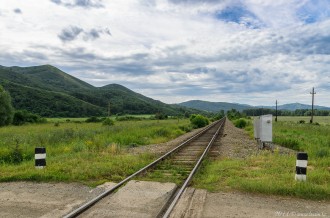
[254, 114, 273, 149]
[253, 117, 260, 139]
[259, 114, 272, 142]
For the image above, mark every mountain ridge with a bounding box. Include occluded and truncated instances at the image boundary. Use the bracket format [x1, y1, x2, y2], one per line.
[178, 100, 330, 112]
[0, 65, 200, 117]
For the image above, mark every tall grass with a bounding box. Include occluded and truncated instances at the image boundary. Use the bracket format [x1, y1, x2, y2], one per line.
[0, 119, 190, 185]
[193, 117, 330, 200]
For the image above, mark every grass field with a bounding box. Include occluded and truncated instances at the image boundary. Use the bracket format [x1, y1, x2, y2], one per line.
[1, 116, 328, 200]
[275, 116, 330, 124]
[0, 118, 190, 186]
[47, 114, 154, 122]
[193, 116, 330, 200]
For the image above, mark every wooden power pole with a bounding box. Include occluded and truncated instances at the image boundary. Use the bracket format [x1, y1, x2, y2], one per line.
[108, 101, 111, 118]
[275, 100, 278, 122]
[310, 87, 316, 123]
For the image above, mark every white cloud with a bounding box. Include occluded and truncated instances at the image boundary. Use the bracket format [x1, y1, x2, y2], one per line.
[0, 0, 329, 106]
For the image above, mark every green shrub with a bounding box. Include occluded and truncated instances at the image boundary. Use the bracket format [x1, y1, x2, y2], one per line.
[0, 85, 14, 127]
[211, 111, 225, 122]
[116, 116, 144, 121]
[190, 114, 209, 128]
[227, 109, 243, 120]
[85, 116, 102, 123]
[102, 118, 115, 126]
[0, 142, 25, 164]
[179, 125, 193, 132]
[153, 128, 171, 137]
[234, 118, 247, 128]
[155, 113, 168, 120]
[12, 110, 46, 126]
[10, 143, 23, 164]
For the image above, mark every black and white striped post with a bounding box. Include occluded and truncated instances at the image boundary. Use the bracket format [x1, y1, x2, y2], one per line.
[35, 147, 46, 169]
[295, 152, 308, 181]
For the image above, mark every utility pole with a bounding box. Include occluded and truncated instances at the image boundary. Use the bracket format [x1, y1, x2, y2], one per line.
[108, 101, 111, 118]
[310, 87, 316, 123]
[275, 100, 278, 122]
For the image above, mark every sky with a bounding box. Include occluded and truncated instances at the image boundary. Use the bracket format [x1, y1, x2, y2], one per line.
[0, 0, 330, 106]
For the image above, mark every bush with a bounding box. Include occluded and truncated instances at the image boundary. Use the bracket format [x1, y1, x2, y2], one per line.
[85, 116, 102, 123]
[116, 116, 144, 121]
[12, 110, 46, 126]
[179, 125, 193, 132]
[0, 140, 25, 164]
[11, 143, 23, 164]
[211, 111, 225, 121]
[190, 114, 209, 128]
[153, 128, 171, 137]
[155, 113, 168, 120]
[0, 85, 14, 127]
[234, 118, 247, 128]
[102, 118, 114, 126]
[227, 109, 243, 120]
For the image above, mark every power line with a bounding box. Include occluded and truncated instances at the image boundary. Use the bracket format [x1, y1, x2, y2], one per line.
[310, 87, 316, 123]
[108, 101, 111, 118]
[275, 100, 278, 122]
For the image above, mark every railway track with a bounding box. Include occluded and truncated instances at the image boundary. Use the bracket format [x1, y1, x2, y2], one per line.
[64, 117, 226, 218]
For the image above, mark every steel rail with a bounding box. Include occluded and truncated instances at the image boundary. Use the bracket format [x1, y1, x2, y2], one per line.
[162, 118, 225, 218]
[63, 118, 223, 218]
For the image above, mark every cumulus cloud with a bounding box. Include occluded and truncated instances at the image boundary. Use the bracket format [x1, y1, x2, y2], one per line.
[1, 0, 330, 105]
[83, 28, 111, 40]
[58, 26, 83, 42]
[13, 8, 22, 14]
[50, 0, 104, 8]
[167, 0, 227, 5]
[58, 26, 111, 42]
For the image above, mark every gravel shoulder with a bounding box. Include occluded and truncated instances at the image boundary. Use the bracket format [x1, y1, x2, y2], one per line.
[215, 118, 294, 159]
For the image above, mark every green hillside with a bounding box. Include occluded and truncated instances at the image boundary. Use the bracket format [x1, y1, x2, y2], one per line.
[0, 80, 104, 117]
[0, 65, 93, 93]
[0, 65, 198, 117]
[178, 100, 252, 112]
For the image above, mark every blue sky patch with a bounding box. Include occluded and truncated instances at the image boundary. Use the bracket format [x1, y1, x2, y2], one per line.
[215, 5, 262, 28]
[297, 0, 330, 24]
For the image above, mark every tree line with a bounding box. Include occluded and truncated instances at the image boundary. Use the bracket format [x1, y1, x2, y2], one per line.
[243, 108, 330, 116]
[0, 85, 47, 126]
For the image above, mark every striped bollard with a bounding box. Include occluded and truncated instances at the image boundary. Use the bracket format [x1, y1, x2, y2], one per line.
[295, 152, 308, 181]
[35, 147, 46, 169]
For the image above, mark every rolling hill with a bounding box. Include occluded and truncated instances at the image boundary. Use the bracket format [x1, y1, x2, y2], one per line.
[0, 65, 199, 117]
[178, 100, 253, 112]
[178, 100, 330, 112]
[261, 103, 330, 111]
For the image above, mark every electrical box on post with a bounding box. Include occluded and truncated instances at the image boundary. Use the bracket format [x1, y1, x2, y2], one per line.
[260, 114, 272, 142]
[253, 117, 260, 139]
